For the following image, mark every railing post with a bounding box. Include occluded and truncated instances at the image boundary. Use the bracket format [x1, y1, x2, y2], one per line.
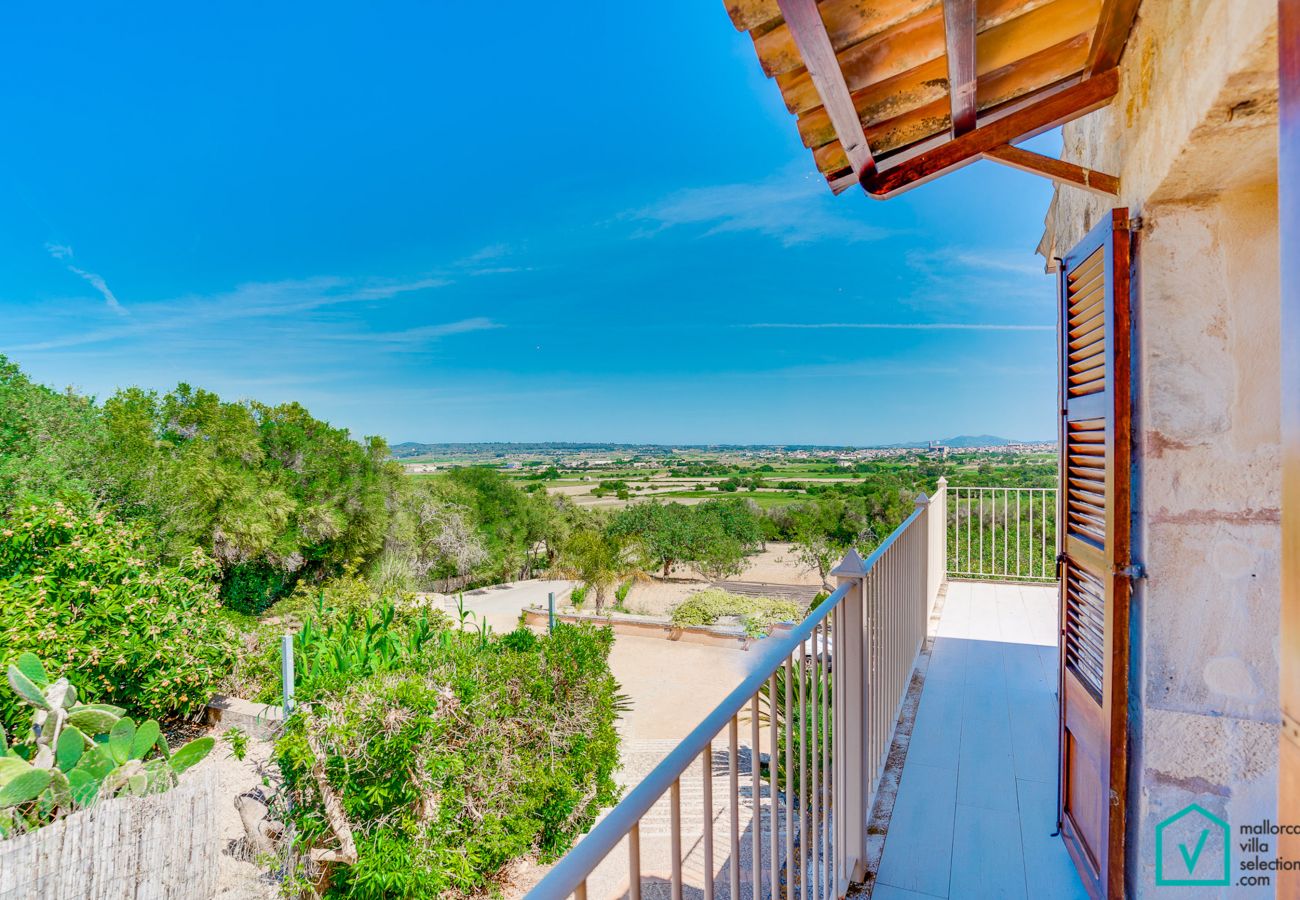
[941, 473, 951, 593]
[915, 492, 930, 619]
[934, 477, 948, 604]
[830, 549, 869, 892]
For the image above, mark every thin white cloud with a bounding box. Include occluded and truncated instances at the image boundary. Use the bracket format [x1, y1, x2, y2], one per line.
[452, 243, 531, 277]
[908, 247, 1046, 277]
[11, 274, 455, 352]
[628, 168, 891, 247]
[462, 243, 510, 263]
[66, 266, 126, 316]
[741, 322, 1052, 331]
[762, 359, 1051, 379]
[316, 317, 501, 346]
[351, 277, 452, 300]
[45, 243, 127, 316]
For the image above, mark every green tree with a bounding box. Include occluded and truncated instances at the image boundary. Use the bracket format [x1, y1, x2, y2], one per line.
[557, 529, 641, 614]
[92, 383, 397, 610]
[0, 356, 103, 511]
[684, 499, 762, 581]
[432, 466, 579, 582]
[608, 502, 695, 577]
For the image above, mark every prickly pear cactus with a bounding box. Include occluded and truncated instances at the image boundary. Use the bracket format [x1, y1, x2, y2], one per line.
[0, 653, 214, 838]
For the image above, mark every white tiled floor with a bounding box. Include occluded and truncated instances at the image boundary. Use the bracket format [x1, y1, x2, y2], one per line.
[873, 581, 1087, 900]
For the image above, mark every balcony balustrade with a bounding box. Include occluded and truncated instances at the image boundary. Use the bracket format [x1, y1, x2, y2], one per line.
[527, 478, 1076, 900]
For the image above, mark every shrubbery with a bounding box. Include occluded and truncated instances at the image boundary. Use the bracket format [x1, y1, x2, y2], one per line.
[219, 560, 296, 615]
[569, 583, 588, 608]
[218, 569, 419, 702]
[0, 359, 103, 511]
[0, 500, 234, 733]
[671, 589, 804, 637]
[0, 653, 214, 838]
[275, 622, 622, 899]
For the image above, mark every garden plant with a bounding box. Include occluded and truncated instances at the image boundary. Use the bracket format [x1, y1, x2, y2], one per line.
[0, 653, 214, 838]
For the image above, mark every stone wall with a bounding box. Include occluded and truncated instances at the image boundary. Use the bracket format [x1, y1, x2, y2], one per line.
[1038, 1, 1281, 895]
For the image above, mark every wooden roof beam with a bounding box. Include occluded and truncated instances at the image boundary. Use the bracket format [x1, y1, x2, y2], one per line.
[776, 0, 877, 179]
[982, 143, 1119, 195]
[1086, 0, 1143, 74]
[942, 0, 978, 135]
[859, 67, 1119, 198]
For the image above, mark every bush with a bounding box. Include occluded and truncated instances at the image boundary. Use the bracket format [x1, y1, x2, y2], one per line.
[614, 579, 632, 610]
[220, 560, 295, 615]
[569, 583, 588, 608]
[219, 572, 428, 703]
[0, 357, 103, 513]
[671, 589, 804, 638]
[275, 623, 622, 899]
[0, 500, 234, 733]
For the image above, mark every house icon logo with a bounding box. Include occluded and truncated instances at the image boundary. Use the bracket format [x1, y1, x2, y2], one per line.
[1155, 804, 1230, 886]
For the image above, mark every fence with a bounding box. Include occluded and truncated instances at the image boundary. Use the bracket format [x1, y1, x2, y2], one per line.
[0, 767, 220, 900]
[946, 485, 1058, 582]
[525, 490, 944, 900]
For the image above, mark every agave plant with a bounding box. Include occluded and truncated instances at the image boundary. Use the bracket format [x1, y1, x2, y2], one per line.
[0, 653, 213, 838]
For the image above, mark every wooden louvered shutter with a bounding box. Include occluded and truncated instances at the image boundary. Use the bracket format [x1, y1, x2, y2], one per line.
[1057, 208, 1132, 900]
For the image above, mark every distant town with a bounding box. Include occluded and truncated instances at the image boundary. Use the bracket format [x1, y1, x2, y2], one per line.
[390, 436, 1056, 471]
[388, 438, 1057, 509]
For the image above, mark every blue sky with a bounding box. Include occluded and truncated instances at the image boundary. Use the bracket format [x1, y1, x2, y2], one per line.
[0, 2, 1060, 446]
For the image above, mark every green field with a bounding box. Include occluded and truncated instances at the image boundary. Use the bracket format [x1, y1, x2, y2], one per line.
[399, 448, 1059, 510]
[655, 490, 809, 508]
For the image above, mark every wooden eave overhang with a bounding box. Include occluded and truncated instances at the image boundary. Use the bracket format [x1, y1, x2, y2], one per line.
[724, 0, 1141, 197]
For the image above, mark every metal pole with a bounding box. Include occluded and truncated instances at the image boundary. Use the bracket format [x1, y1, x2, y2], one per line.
[548, 591, 555, 633]
[281, 631, 295, 719]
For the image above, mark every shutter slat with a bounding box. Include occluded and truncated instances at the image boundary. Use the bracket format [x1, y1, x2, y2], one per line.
[1069, 332, 1105, 359]
[1064, 566, 1107, 701]
[1069, 307, 1105, 334]
[1065, 247, 1109, 400]
[1067, 247, 1104, 285]
[1065, 418, 1108, 546]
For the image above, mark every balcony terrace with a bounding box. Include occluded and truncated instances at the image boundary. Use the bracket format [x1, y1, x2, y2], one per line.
[526, 482, 1080, 900]
[872, 580, 1081, 900]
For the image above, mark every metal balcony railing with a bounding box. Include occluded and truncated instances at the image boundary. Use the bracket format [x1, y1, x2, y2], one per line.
[526, 488, 947, 900]
[945, 483, 1059, 582]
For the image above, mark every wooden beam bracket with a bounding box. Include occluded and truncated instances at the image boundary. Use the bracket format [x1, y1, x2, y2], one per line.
[859, 68, 1120, 198]
[777, 0, 877, 180]
[942, 0, 978, 136]
[982, 144, 1120, 196]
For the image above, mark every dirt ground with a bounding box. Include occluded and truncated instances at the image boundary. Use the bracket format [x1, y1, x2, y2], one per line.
[199, 729, 282, 900]
[734, 541, 824, 585]
[609, 542, 824, 618]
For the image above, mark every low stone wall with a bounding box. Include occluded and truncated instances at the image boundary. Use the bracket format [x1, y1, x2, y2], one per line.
[0, 767, 220, 900]
[206, 694, 285, 740]
[522, 608, 758, 649]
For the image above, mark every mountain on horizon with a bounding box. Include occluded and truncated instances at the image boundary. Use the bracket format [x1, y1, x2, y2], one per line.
[873, 434, 1057, 448]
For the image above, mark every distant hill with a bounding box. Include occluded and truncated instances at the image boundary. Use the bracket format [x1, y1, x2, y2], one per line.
[942, 434, 1015, 448]
[878, 435, 1052, 449]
